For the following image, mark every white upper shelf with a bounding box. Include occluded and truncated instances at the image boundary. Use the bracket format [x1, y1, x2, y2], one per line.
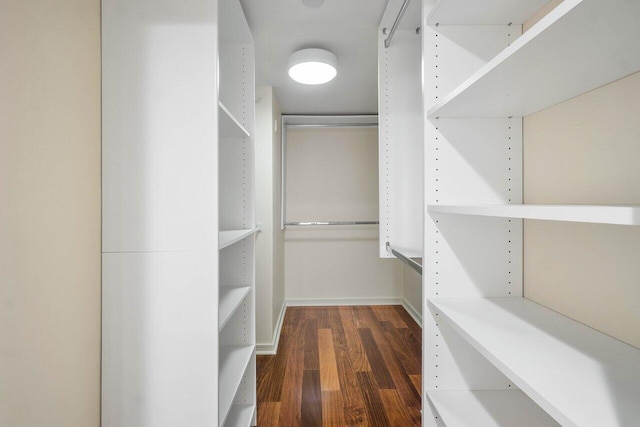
[219, 102, 250, 138]
[219, 228, 259, 250]
[426, 0, 551, 26]
[427, 204, 640, 226]
[427, 0, 640, 118]
[429, 297, 640, 426]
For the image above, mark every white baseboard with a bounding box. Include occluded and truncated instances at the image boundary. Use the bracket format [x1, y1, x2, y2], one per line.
[401, 299, 422, 328]
[256, 297, 420, 355]
[286, 297, 403, 307]
[256, 300, 287, 355]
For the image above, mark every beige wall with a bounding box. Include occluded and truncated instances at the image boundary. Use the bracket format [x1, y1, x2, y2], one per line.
[255, 87, 285, 349]
[0, 1, 101, 425]
[284, 127, 402, 301]
[523, 71, 640, 349]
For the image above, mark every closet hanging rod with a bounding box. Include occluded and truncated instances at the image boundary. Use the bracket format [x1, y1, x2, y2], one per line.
[286, 124, 378, 129]
[384, 0, 411, 48]
[285, 221, 379, 226]
[386, 241, 422, 275]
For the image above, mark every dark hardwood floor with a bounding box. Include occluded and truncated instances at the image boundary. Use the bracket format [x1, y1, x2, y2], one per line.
[256, 305, 422, 426]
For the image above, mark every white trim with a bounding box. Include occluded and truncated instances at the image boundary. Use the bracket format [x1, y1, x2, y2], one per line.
[401, 299, 422, 328]
[285, 297, 402, 307]
[256, 300, 287, 355]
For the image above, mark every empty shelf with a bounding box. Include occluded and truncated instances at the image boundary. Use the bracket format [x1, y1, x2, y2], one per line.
[426, 0, 550, 26]
[427, 204, 640, 226]
[219, 345, 254, 425]
[219, 102, 250, 138]
[428, 297, 640, 426]
[224, 404, 255, 427]
[428, 0, 640, 118]
[219, 286, 251, 331]
[427, 390, 558, 427]
[219, 228, 259, 249]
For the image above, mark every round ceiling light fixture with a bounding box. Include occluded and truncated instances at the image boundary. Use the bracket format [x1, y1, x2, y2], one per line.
[302, 0, 324, 7]
[288, 48, 337, 85]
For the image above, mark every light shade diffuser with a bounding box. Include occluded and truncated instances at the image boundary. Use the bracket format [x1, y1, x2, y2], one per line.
[288, 48, 337, 85]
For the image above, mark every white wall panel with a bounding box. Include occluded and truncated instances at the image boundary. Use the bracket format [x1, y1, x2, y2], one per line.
[102, 252, 218, 427]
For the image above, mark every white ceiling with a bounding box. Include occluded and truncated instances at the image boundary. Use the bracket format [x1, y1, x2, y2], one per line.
[239, 0, 390, 115]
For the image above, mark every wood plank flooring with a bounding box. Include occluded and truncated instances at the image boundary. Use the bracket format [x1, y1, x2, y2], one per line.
[257, 306, 422, 426]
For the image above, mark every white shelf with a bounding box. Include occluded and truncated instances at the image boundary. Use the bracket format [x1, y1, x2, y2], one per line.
[219, 286, 251, 332]
[427, 390, 559, 427]
[224, 404, 255, 427]
[427, 204, 640, 226]
[427, 0, 640, 118]
[219, 345, 254, 425]
[219, 102, 250, 138]
[426, 0, 550, 26]
[428, 297, 640, 426]
[219, 228, 259, 250]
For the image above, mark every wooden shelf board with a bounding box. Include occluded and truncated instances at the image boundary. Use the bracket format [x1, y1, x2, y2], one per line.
[428, 0, 640, 118]
[219, 228, 258, 250]
[219, 286, 251, 332]
[224, 404, 255, 427]
[427, 204, 640, 226]
[428, 297, 640, 426]
[427, 390, 559, 426]
[426, 0, 551, 25]
[219, 345, 254, 425]
[219, 101, 251, 138]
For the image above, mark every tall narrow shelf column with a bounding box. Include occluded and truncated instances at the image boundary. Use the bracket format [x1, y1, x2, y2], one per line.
[218, 0, 257, 425]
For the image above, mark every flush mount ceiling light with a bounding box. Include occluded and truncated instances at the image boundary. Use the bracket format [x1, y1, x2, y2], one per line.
[288, 48, 337, 85]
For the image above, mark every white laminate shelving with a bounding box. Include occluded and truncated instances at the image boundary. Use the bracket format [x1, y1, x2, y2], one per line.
[219, 228, 259, 250]
[427, 0, 640, 118]
[427, 204, 640, 226]
[224, 405, 256, 427]
[219, 102, 251, 138]
[219, 345, 255, 425]
[427, 390, 559, 427]
[217, 0, 256, 424]
[428, 297, 640, 426]
[422, 0, 640, 425]
[426, 0, 550, 26]
[219, 286, 251, 331]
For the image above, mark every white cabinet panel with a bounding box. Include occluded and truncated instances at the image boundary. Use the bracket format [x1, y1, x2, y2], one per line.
[102, 6, 218, 252]
[102, 252, 218, 427]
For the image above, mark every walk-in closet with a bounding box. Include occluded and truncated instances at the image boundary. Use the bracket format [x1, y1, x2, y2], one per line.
[3, 0, 640, 426]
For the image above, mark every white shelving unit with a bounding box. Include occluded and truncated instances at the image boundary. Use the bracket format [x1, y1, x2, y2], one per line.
[422, 0, 640, 426]
[218, 0, 256, 425]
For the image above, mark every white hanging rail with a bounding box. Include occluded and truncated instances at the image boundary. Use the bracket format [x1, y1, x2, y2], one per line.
[285, 221, 379, 226]
[386, 241, 422, 275]
[384, 0, 411, 48]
